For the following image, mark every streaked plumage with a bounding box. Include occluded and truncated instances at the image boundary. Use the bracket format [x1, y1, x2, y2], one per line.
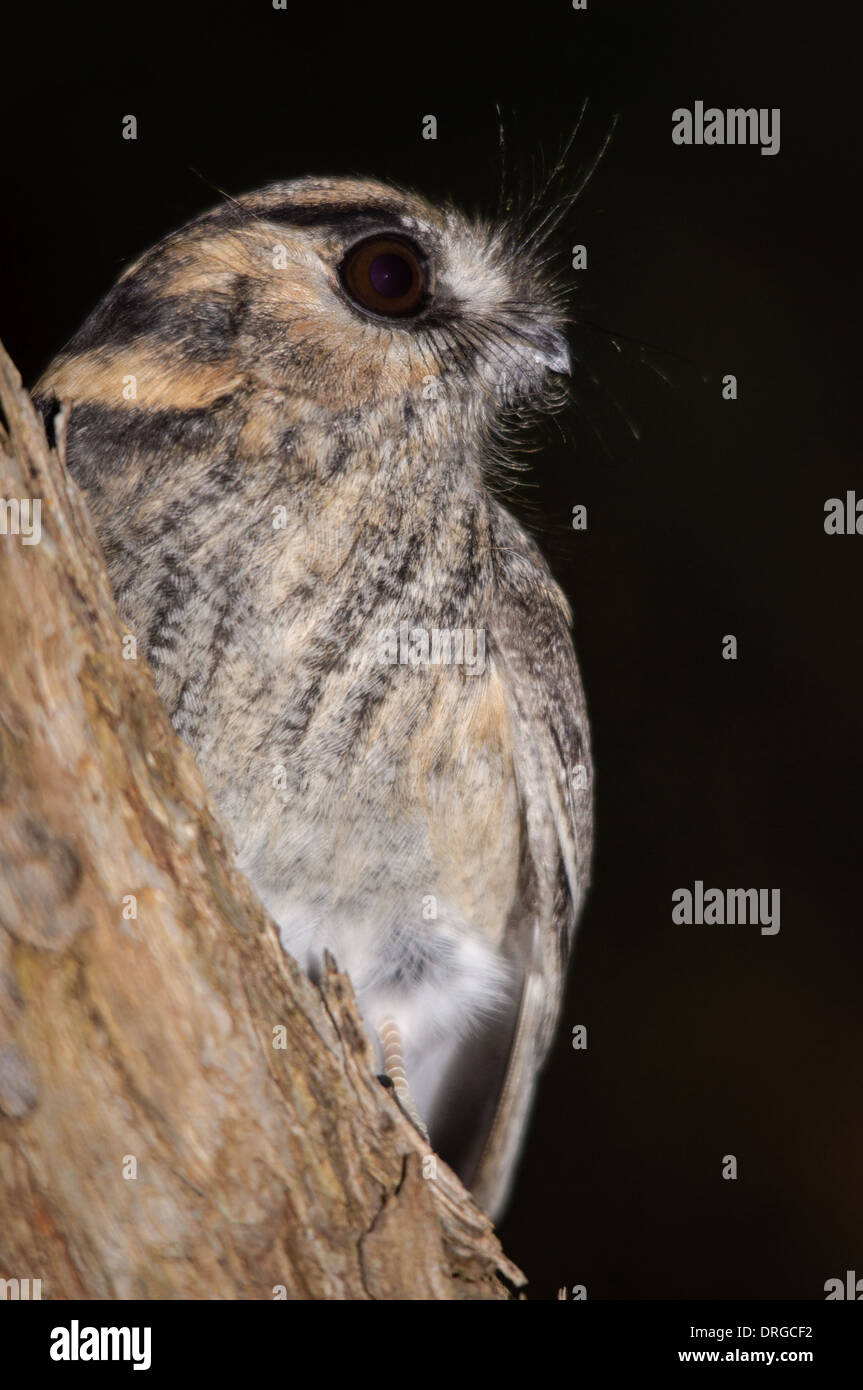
[35, 175, 593, 1219]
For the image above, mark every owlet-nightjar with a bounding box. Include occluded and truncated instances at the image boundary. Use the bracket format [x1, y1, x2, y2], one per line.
[35, 175, 593, 1221]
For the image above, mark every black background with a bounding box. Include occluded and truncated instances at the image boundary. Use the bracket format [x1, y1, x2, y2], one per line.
[1, 2, 860, 1300]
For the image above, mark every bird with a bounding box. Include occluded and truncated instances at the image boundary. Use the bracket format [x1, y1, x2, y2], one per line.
[34, 173, 593, 1221]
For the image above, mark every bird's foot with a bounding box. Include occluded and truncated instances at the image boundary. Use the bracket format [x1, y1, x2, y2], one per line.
[377, 1017, 430, 1142]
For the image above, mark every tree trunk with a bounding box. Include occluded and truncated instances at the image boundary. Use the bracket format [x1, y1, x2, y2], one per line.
[0, 339, 524, 1300]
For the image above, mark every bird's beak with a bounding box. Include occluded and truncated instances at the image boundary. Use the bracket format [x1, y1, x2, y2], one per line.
[527, 328, 572, 376]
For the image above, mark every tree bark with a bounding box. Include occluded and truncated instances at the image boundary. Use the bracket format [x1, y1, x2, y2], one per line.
[0, 339, 524, 1300]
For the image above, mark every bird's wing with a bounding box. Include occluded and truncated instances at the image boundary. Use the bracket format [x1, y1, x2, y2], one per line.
[468, 514, 593, 1222]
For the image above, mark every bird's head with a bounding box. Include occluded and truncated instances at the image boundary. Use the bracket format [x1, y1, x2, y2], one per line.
[39, 174, 571, 445]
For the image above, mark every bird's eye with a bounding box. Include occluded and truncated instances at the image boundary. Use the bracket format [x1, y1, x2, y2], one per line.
[339, 236, 427, 318]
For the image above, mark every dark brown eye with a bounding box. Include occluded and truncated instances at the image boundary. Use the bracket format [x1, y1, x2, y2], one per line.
[339, 236, 427, 318]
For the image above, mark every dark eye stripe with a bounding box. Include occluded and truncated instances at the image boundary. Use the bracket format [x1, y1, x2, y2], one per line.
[60, 277, 238, 359]
[241, 200, 413, 231]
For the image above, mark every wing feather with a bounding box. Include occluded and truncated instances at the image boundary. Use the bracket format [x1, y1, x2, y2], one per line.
[469, 507, 593, 1220]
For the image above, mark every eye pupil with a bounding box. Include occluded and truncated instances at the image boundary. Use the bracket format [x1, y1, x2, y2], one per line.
[368, 252, 413, 298]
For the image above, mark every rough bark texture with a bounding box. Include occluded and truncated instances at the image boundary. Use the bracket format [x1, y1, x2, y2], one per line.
[0, 339, 525, 1300]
